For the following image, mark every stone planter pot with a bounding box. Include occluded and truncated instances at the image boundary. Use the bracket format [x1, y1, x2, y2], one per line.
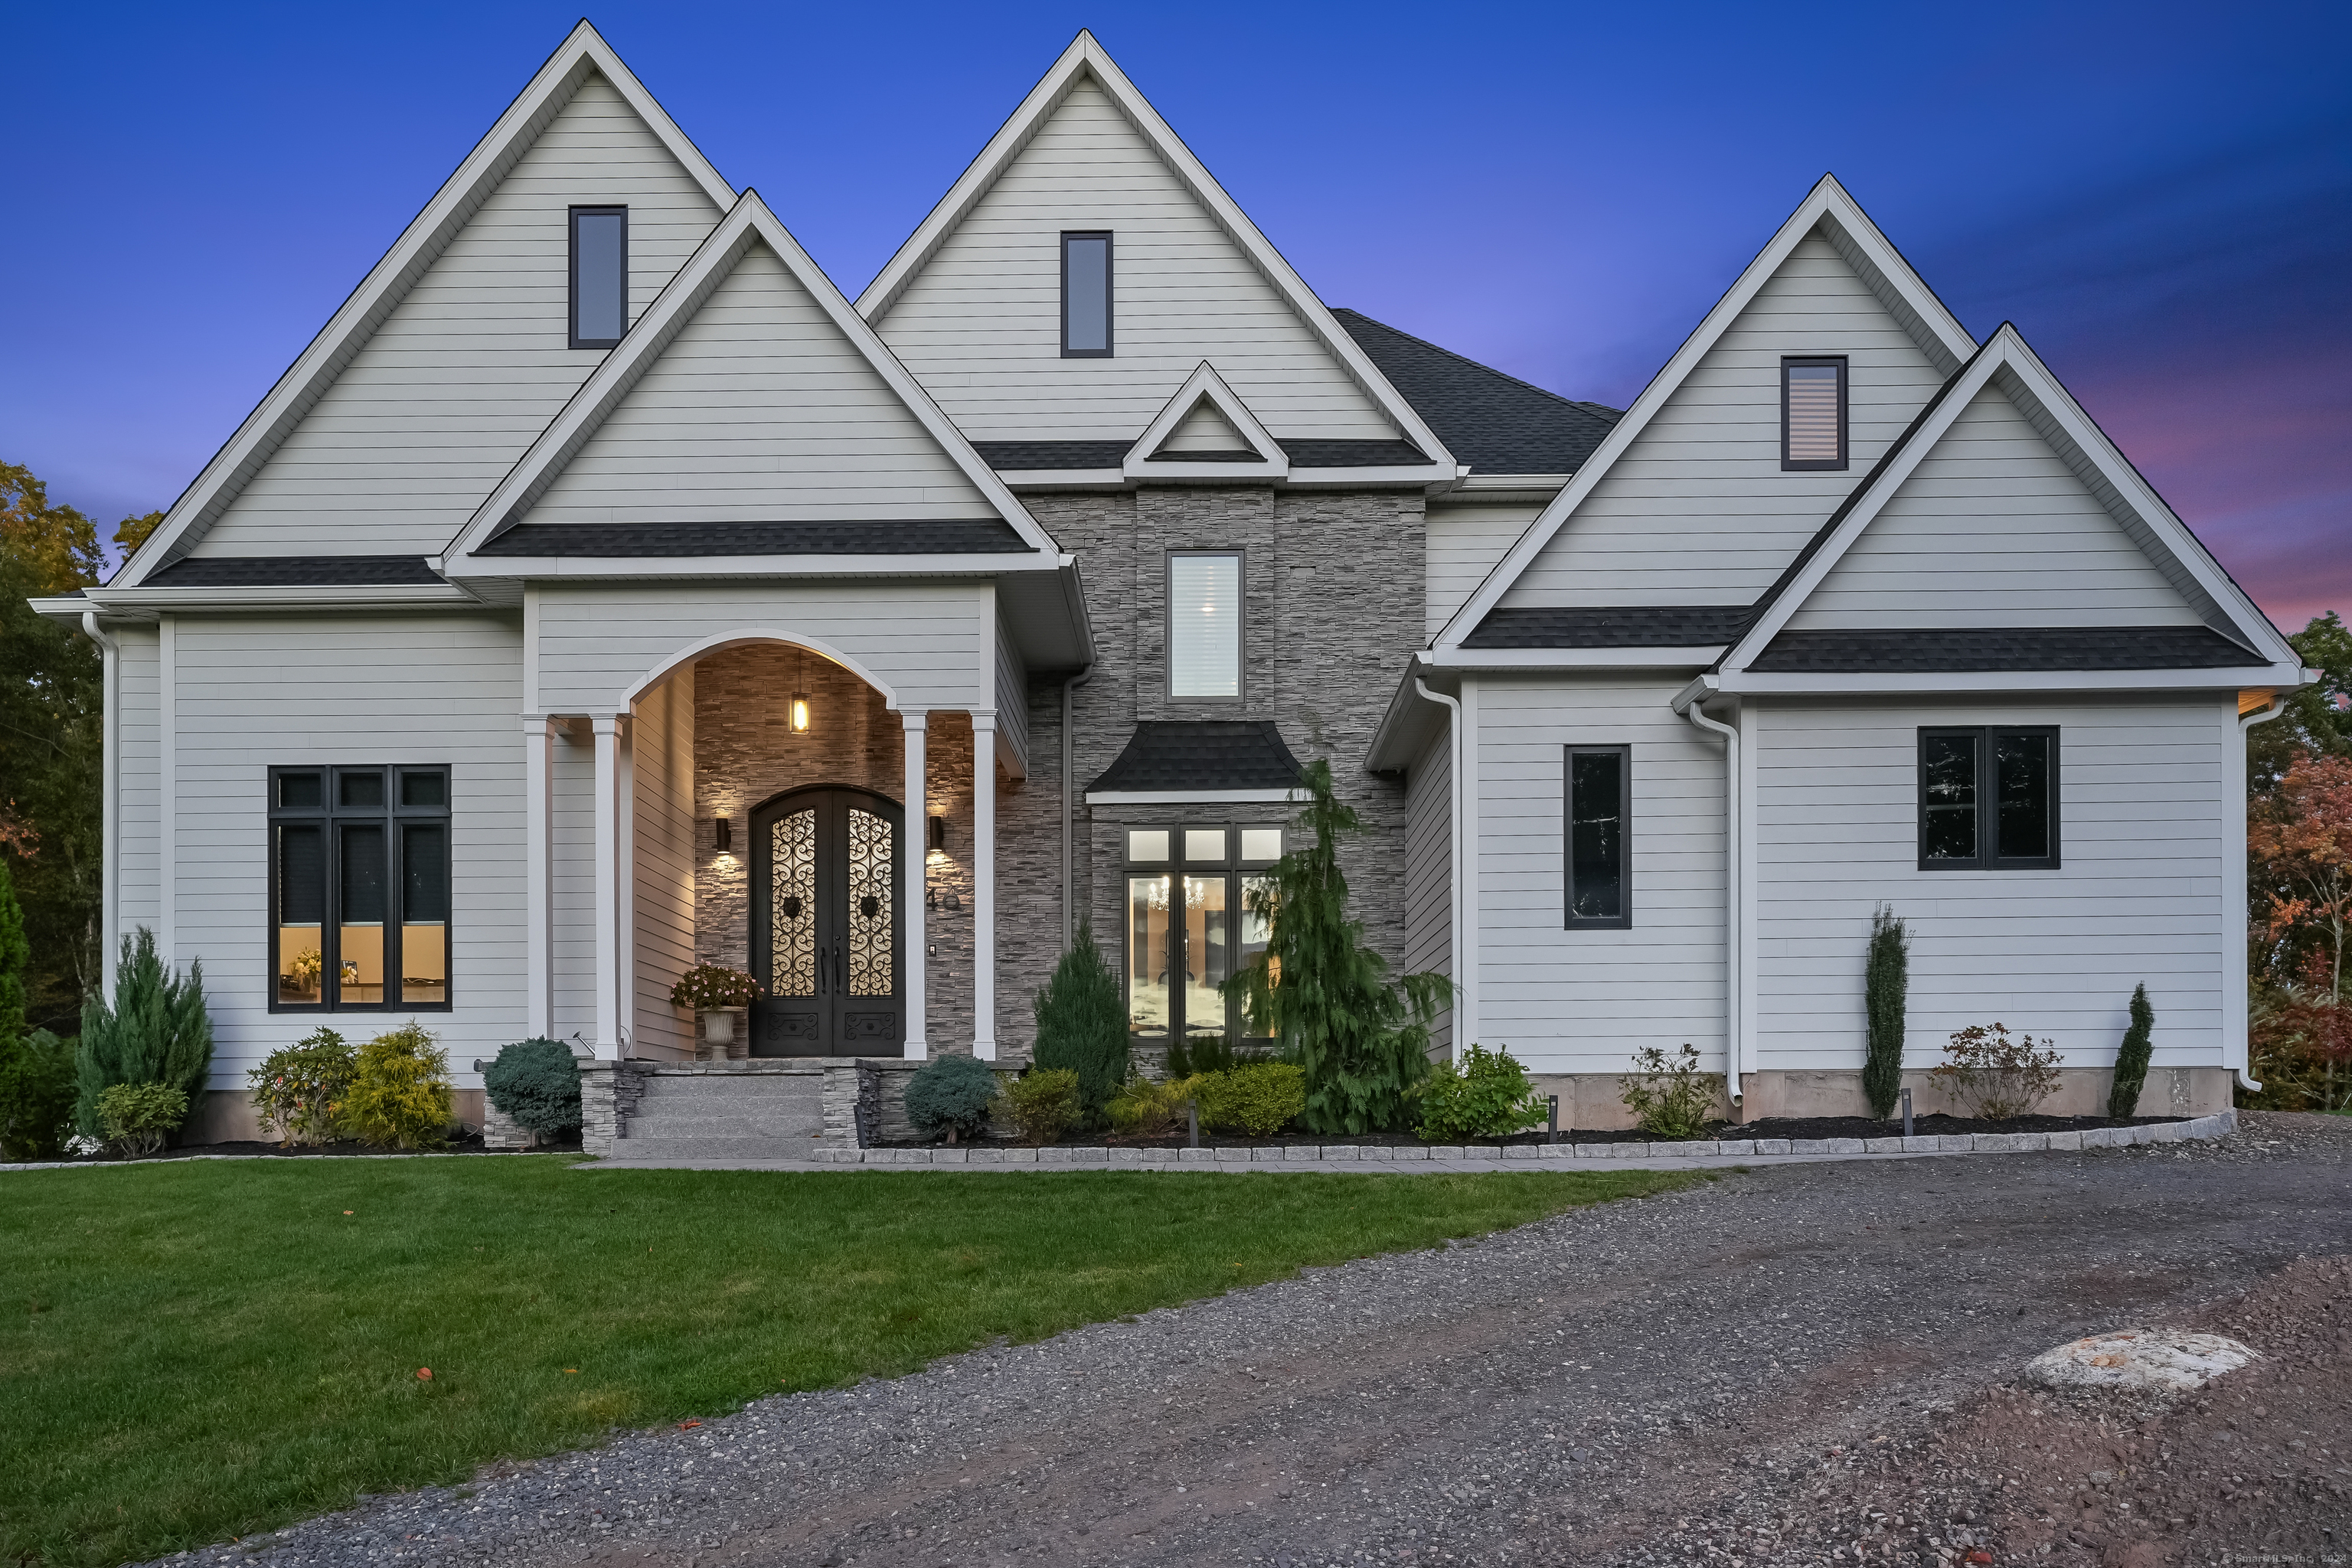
[703, 1011, 735, 1047]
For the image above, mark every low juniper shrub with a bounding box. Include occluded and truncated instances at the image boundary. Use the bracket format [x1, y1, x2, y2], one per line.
[1106, 1074, 1196, 1138]
[1619, 1044, 1721, 1140]
[1001, 1068, 1082, 1145]
[247, 1027, 356, 1147]
[76, 927, 212, 1140]
[1191, 1061, 1306, 1137]
[482, 1037, 583, 1137]
[1413, 1043, 1546, 1142]
[96, 1082, 189, 1158]
[339, 1022, 454, 1150]
[903, 1053, 999, 1144]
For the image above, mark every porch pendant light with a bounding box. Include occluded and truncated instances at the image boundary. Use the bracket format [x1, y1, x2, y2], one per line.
[789, 692, 811, 733]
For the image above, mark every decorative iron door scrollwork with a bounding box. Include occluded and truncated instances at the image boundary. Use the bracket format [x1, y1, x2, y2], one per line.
[748, 786, 903, 1056]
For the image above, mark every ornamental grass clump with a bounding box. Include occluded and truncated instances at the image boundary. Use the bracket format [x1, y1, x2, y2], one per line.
[904, 1053, 999, 1144]
[1105, 1074, 1195, 1138]
[1619, 1044, 1720, 1140]
[2107, 984, 2155, 1119]
[1415, 1044, 1546, 1142]
[1862, 904, 1909, 1119]
[247, 1027, 356, 1146]
[1030, 926, 1126, 1122]
[1931, 1022, 2063, 1120]
[339, 1022, 454, 1150]
[1000, 1068, 1082, 1145]
[96, 1082, 188, 1158]
[1191, 1061, 1305, 1137]
[75, 927, 211, 1141]
[482, 1037, 583, 1138]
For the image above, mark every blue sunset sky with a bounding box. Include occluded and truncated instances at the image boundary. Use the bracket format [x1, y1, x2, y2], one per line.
[8, 1, 2347, 627]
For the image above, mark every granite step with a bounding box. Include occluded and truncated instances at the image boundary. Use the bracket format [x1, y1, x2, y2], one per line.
[607, 1134, 825, 1161]
[623, 1112, 823, 1140]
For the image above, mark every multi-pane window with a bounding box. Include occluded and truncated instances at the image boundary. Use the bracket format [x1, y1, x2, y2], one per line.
[1168, 551, 1243, 700]
[1565, 745, 1632, 929]
[271, 766, 452, 1010]
[1781, 356, 1847, 469]
[1061, 231, 1112, 356]
[1918, 727, 2060, 870]
[1124, 824, 1285, 1049]
[570, 206, 628, 349]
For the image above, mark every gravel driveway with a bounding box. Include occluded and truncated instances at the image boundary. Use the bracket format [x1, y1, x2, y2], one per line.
[157, 1113, 2352, 1568]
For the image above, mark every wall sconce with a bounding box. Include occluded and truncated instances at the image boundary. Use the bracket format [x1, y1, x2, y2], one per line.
[714, 816, 732, 851]
[789, 692, 811, 733]
[927, 815, 948, 853]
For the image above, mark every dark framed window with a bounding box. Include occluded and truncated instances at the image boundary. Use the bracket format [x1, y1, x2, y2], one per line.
[1061, 231, 1112, 357]
[1167, 550, 1243, 701]
[1122, 823, 1285, 1049]
[1917, 727, 2060, 871]
[1781, 356, 1847, 470]
[270, 766, 452, 1011]
[1565, 746, 1632, 929]
[570, 206, 629, 349]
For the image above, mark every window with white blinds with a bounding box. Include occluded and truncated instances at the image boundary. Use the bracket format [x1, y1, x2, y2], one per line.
[1168, 551, 1242, 699]
[1782, 357, 1847, 469]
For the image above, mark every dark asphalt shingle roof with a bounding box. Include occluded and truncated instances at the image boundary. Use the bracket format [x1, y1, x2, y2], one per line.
[1465, 605, 1752, 649]
[969, 438, 1430, 470]
[971, 440, 1132, 470]
[144, 555, 443, 587]
[1747, 626, 2268, 673]
[1331, 308, 1621, 476]
[1088, 720, 1303, 795]
[474, 520, 1029, 557]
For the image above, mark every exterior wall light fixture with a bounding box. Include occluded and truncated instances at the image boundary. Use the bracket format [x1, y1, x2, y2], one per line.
[927, 814, 948, 853]
[789, 692, 811, 733]
[714, 816, 732, 852]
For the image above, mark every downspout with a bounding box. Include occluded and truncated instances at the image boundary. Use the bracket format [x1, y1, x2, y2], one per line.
[1677, 687, 1742, 1104]
[1061, 664, 1096, 951]
[1414, 678, 1467, 1063]
[2236, 695, 2292, 1092]
[80, 612, 121, 997]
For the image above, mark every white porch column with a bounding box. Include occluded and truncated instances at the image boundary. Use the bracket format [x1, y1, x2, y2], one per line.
[902, 710, 928, 1059]
[591, 715, 622, 1058]
[522, 716, 556, 1040]
[971, 710, 998, 1060]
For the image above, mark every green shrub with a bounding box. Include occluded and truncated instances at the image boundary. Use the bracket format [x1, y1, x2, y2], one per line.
[1619, 1044, 1720, 1140]
[1106, 1074, 1196, 1138]
[903, 1053, 999, 1144]
[1031, 926, 1126, 1121]
[1863, 904, 1909, 1119]
[338, 1022, 453, 1150]
[76, 927, 212, 1139]
[96, 1082, 188, 1158]
[1931, 1023, 2061, 1121]
[482, 1037, 583, 1136]
[0, 1028, 79, 1158]
[1001, 1068, 1082, 1145]
[246, 1027, 355, 1147]
[0, 858, 28, 1047]
[1414, 1043, 1546, 1142]
[1193, 1061, 1305, 1137]
[2108, 983, 2154, 1119]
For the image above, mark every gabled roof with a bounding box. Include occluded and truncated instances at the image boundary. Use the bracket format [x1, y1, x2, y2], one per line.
[1123, 363, 1286, 480]
[853, 31, 1455, 474]
[445, 191, 1063, 570]
[114, 21, 736, 589]
[1331, 309, 1620, 477]
[1433, 175, 1978, 650]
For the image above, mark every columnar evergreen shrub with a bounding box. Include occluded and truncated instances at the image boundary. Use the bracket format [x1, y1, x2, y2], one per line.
[338, 1021, 453, 1149]
[1001, 1068, 1082, 1145]
[2107, 983, 2155, 1119]
[482, 1037, 583, 1136]
[96, 1082, 188, 1158]
[75, 928, 211, 1140]
[1191, 1062, 1306, 1136]
[1226, 759, 1450, 1135]
[903, 1053, 999, 1143]
[0, 1028, 78, 1158]
[1619, 1044, 1721, 1140]
[1862, 904, 1909, 1119]
[1031, 926, 1126, 1120]
[247, 1027, 355, 1146]
[1414, 1044, 1546, 1142]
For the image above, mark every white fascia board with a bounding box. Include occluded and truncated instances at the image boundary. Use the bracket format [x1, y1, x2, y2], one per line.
[1285, 465, 1455, 488]
[1448, 473, 1573, 493]
[1084, 788, 1305, 805]
[1365, 662, 1449, 773]
[28, 595, 99, 626]
[853, 32, 1454, 469]
[1714, 663, 2305, 698]
[78, 585, 481, 617]
[1125, 361, 1288, 478]
[1431, 173, 1979, 653]
[442, 552, 1068, 582]
[116, 21, 736, 589]
[1423, 646, 1725, 670]
[445, 191, 1063, 566]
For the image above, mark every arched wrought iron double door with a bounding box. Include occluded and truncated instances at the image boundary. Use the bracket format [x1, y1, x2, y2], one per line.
[748, 787, 904, 1056]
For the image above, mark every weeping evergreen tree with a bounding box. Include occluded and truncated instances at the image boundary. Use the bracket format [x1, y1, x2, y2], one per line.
[1031, 924, 1127, 1121]
[1862, 904, 1909, 1119]
[2107, 982, 2155, 1119]
[75, 927, 212, 1138]
[1226, 759, 1450, 1135]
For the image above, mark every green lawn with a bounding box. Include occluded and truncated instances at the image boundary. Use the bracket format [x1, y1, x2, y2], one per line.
[2, 1158, 1690, 1568]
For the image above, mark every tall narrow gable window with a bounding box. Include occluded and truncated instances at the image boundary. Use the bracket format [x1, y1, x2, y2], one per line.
[272, 766, 453, 1010]
[1918, 727, 2060, 871]
[1782, 356, 1847, 469]
[1168, 551, 1241, 700]
[1565, 745, 1632, 929]
[570, 206, 628, 349]
[1062, 231, 1112, 357]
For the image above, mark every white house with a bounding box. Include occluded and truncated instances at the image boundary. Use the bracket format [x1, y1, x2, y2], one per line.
[35, 24, 2307, 1148]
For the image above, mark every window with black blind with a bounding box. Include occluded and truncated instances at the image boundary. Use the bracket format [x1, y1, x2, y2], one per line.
[1061, 231, 1112, 357]
[1782, 356, 1847, 469]
[570, 206, 628, 349]
[1918, 727, 2060, 871]
[271, 766, 452, 1009]
[1565, 745, 1632, 929]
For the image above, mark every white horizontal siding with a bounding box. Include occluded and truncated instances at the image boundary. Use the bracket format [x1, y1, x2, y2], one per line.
[196, 74, 728, 560]
[1403, 723, 1453, 1051]
[527, 242, 996, 526]
[1786, 384, 2197, 629]
[1503, 231, 1948, 607]
[1471, 677, 1726, 1072]
[1426, 502, 1538, 639]
[1749, 696, 2230, 1074]
[164, 615, 527, 1088]
[631, 671, 696, 1058]
[874, 78, 1393, 444]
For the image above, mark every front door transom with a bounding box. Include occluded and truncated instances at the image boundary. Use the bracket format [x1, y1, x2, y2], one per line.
[749, 787, 904, 1056]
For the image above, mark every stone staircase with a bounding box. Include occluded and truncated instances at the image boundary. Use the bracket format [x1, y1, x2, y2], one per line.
[608, 1063, 831, 1160]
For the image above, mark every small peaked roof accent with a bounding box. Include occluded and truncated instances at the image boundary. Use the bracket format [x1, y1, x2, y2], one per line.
[1124, 363, 1287, 480]
[116, 21, 736, 588]
[1087, 720, 1303, 799]
[854, 31, 1455, 472]
[1713, 322, 2298, 678]
[1433, 174, 1980, 650]
[446, 190, 1061, 567]
[1331, 309, 1620, 476]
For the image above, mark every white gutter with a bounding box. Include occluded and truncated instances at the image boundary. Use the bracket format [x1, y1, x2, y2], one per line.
[1674, 678, 1742, 1103]
[2233, 694, 2295, 1092]
[1414, 678, 1468, 1063]
[79, 612, 121, 995]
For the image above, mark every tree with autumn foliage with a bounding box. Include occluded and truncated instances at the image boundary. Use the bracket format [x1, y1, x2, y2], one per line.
[2247, 752, 2352, 1109]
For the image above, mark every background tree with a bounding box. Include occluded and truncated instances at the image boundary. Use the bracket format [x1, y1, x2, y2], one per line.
[2246, 752, 2352, 1109]
[2249, 612, 2352, 796]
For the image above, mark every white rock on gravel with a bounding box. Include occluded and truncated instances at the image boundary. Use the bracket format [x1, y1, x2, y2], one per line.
[2026, 1328, 2257, 1392]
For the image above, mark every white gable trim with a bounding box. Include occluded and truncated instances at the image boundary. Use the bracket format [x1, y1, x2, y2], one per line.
[1124, 362, 1289, 480]
[1431, 175, 1979, 652]
[1715, 323, 2297, 675]
[116, 21, 736, 589]
[852, 31, 1454, 472]
[444, 191, 1061, 567]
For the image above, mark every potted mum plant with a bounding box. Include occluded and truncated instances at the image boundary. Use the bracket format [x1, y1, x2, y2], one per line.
[670, 964, 761, 1056]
